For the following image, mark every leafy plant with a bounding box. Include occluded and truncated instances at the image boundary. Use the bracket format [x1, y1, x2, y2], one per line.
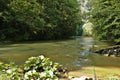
[0, 55, 62, 80]
[24, 55, 61, 80]
[0, 62, 23, 80]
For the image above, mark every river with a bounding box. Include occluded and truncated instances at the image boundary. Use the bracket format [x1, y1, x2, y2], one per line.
[0, 36, 120, 70]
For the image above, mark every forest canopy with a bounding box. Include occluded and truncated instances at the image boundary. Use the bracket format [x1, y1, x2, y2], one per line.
[90, 0, 120, 43]
[0, 0, 81, 41]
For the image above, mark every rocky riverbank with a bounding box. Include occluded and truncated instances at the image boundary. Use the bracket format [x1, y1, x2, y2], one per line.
[94, 45, 120, 57]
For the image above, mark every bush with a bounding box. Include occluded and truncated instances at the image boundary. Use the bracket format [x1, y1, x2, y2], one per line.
[0, 55, 62, 80]
[0, 62, 23, 80]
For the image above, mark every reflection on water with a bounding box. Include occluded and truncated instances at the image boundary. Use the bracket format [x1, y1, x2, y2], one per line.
[0, 36, 120, 70]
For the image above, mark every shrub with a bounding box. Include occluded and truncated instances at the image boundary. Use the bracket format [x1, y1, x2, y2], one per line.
[24, 55, 61, 80]
[0, 55, 62, 80]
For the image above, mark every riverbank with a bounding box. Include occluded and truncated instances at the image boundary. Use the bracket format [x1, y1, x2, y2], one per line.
[94, 45, 120, 57]
[68, 66, 120, 80]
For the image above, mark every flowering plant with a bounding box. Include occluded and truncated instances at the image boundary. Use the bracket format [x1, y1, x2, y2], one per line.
[0, 55, 62, 80]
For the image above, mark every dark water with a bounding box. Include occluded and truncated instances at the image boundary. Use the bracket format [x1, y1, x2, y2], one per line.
[0, 36, 120, 70]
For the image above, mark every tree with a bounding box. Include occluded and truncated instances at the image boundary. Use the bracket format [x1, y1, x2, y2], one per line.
[0, 0, 81, 41]
[91, 0, 120, 43]
[1, 0, 45, 41]
[37, 0, 81, 39]
[0, 0, 11, 40]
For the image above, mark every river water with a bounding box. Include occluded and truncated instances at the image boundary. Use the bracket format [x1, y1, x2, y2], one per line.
[0, 36, 120, 70]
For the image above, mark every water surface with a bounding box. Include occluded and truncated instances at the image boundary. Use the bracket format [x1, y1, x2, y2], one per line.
[0, 36, 120, 70]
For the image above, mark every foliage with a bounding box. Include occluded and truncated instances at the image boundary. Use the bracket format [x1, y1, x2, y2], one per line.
[0, 55, 62, 80]
[0, 62, 23, 80]
[0, 0, 81, 41]
[90, 0, 120, 43]
[24, 55, 61, 80]
[1, 0, 44, 41]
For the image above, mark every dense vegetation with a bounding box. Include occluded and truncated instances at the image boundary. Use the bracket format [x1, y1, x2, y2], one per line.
[0, 55, 63, 80]
[0, 0, 81, 41]
[90, 0, 120, 44]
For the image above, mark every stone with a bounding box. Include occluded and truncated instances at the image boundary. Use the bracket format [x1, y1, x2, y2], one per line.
[94, 45, 120, 57]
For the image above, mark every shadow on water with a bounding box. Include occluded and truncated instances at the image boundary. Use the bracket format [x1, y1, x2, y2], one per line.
[0, 36, 120, 70]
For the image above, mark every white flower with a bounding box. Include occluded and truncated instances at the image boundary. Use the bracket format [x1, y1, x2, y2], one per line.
[6, 69, 12, 74]
[46, 78, 50, 80]
[39, 55, 44, 59]
[40, 72, 46, 77]
[25, 71, 32, 76]
[27, 71, 32, 75]
[24, 74, 28, 79]
[48, 71, 53, 77]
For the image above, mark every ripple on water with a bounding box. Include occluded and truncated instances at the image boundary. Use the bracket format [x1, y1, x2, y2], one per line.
[0, 37, 119, 70]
